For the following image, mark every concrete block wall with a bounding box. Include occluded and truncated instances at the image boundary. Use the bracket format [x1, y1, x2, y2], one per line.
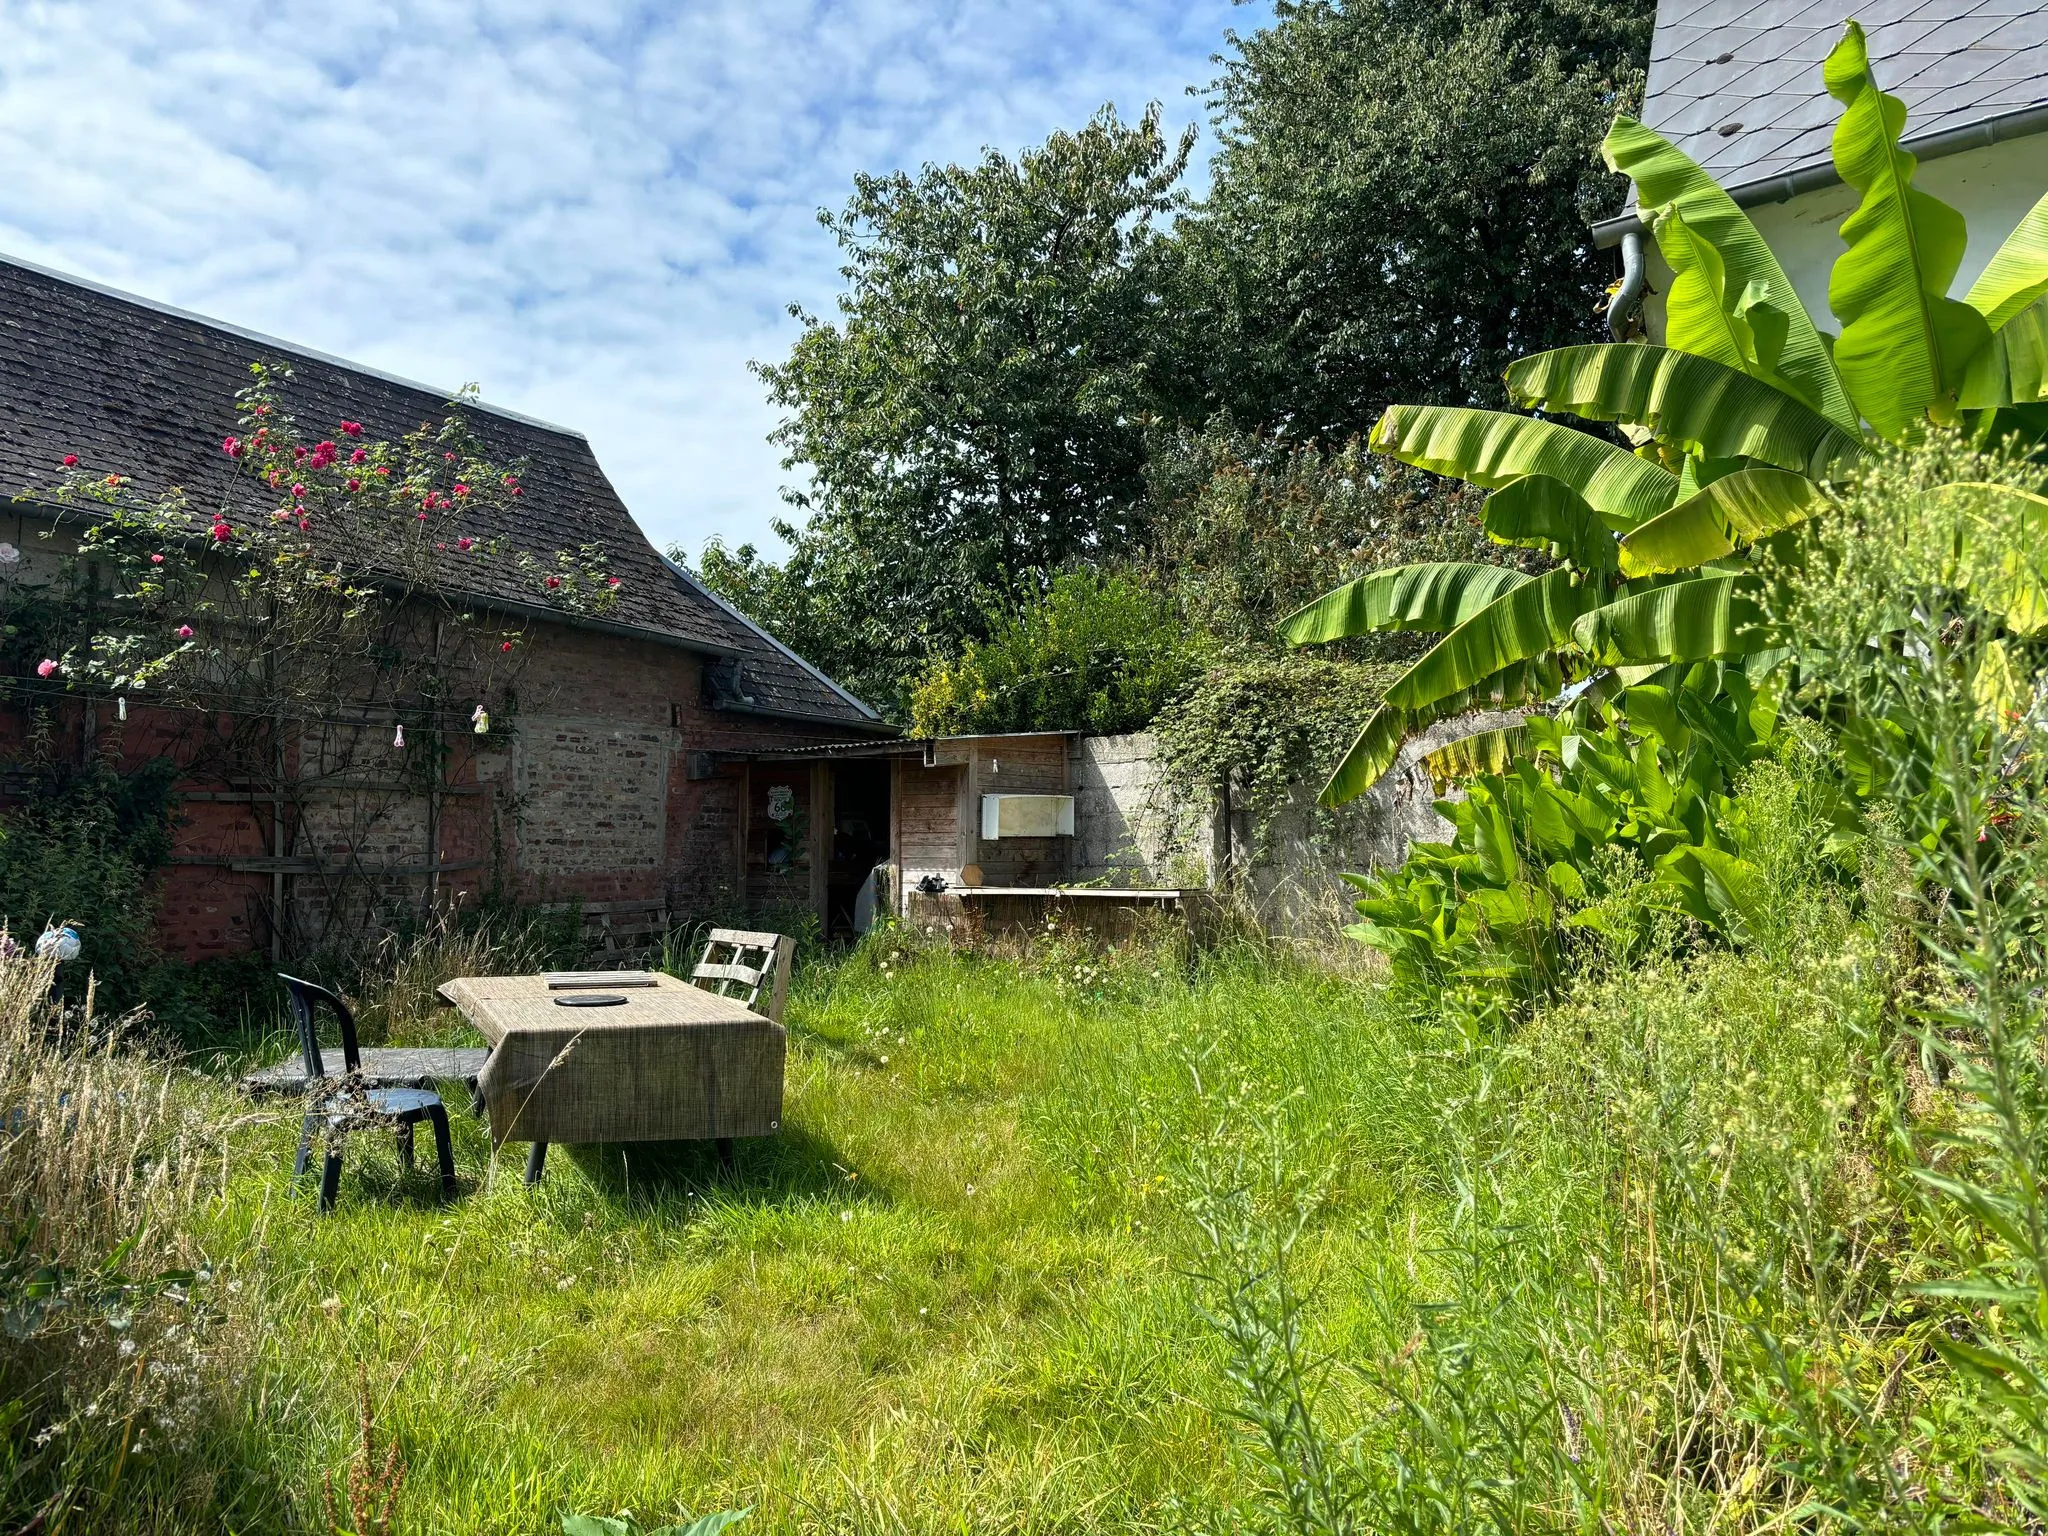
[1067, 714, 1518, 936]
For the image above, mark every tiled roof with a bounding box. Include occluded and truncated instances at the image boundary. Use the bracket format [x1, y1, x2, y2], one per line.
[1641, 0, 2047, 193]
[0, 254, 881, 730]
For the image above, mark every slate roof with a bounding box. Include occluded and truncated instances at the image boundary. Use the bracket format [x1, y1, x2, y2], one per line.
[0, 253, 882, 730]
[1600, 0, 2048, 239]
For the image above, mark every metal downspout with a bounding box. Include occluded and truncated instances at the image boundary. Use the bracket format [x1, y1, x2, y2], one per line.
[1607, 230, 1646, 342]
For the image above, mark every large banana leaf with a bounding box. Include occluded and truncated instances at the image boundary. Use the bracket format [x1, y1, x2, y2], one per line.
[1277, 561, 1529, 645]
[1323, 657, 1564, 805]
[1482, 475, 1617, 570]
[1824, 21, 1993, 438]
[1572, 574, 1766, 664]
[1604, 116, 1859, 437]
[1370, 404, 1679, 529]
[1388, 568, 1605, 711]
[1618, 468, 1824, 577]
[1965, 190, 2048, 331]
[1959, 296, 2048, 409]
[1422, 725, 1529, 788]
[1505, 345, 1862, 480]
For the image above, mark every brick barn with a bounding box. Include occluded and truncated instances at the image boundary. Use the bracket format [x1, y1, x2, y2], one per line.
[0, 255, 895, 961]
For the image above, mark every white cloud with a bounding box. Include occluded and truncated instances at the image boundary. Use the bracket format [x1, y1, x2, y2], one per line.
[0, 0, 1261, 557]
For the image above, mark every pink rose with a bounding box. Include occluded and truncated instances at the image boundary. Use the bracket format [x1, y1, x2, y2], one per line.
[349, 448, 367, 465]
[416, 511, 428, 522]
[452, 483, 469, 497]
[176, 625, 194, 639]
[222, 436, 241, 458]
[457, 536, 473, 551]
[35, 658, 57, 678]
[544, 575, 561, 590]
[443, 452, 457, 462]
[340, 420, 362, 436]
[508, 486, 523, 497]
[607, 576, 621, 588]
[61, 454, 77, 467]
[500, 640, 513, 653]
[210, 522, 233, 542]
[374, 466, 391, 477]
[150, 553, 164, 564]
[291, 483, 305, 499]
[294, 446, 306, 462]
[346, 478, 360, 492]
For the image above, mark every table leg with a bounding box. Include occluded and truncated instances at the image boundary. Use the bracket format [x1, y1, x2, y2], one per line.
[524, 1141, 548, 1186]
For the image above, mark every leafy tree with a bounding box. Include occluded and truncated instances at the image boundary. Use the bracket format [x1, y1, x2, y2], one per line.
[907, 571, 1201, 737]
[734, 106, 1194, 714]
[1286, 22, 2048, 803]
[1167, 0, 1655, 440]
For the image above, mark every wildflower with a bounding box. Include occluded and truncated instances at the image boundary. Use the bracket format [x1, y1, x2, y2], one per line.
[177, 625, 193, 639]
[61, 454, 77, 467]
[339, 420, 362, 436]
[222, 435, 241, 457]
[35, 658, 57, 678]
[349, 447, 366, 465]
[319, 1295, 341, 1318]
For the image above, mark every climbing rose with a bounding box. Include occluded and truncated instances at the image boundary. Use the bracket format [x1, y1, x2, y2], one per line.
[35, 659, 57, 678]
[607, 576, 621, 588]
[443, 452, 456, 462]
[210, 521, 233, 542]
[452, 483, 469, 497]
[310, 441, 336, 469]
[375, 466, 391, 476]
[150, 553, 164, 564]
[457, 536, 473, 551]
[500, 640, 513, 653]
[339, 420, 362, 436]
[291, 483, 305, 499]
[508, 485, 523, 497]
[293, 446, 306, 462]
[222, 435, 241, 458]
[345, 477, 360, 492]
[349, 447, 366, 465]
[60, 455, 77, 467]
[176, 625, 193, 639]
[544, 575, 561, 590]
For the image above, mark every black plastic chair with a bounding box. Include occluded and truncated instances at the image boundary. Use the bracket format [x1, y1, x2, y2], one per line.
[280, 974, 457, 1211]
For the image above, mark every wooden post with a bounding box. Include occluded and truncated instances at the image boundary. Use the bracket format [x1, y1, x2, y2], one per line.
[810, 761, 832, 930]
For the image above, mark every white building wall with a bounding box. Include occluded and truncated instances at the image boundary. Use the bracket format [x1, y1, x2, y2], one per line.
[1642, 135, 2048, 347]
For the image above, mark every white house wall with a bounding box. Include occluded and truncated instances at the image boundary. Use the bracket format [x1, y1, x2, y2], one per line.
[1641, 135, 2048, 350]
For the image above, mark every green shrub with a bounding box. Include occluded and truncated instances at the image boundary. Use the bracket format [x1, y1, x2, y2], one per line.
[909, 570, 1204, 736]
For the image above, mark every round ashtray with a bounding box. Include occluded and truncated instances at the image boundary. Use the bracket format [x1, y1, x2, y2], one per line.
[554, 993, 629, 1007]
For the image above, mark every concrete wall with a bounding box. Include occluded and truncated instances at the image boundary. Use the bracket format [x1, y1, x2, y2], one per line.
[1067, 715, 1516, 936]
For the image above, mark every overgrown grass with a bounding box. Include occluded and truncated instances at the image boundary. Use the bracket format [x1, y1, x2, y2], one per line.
[3, 768, 2010, 1532]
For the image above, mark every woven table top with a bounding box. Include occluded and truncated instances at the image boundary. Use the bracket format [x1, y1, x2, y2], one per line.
[437, 973, 765, 1046]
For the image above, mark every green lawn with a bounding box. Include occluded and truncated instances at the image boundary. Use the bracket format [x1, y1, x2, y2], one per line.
[203, 939, 1391, 1534]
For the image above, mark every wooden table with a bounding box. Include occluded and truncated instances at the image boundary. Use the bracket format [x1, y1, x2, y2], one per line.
[436, 972, 785, 1182]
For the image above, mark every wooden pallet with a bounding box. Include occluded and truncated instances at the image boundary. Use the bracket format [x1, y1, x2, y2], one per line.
[540, 898, 672, 960]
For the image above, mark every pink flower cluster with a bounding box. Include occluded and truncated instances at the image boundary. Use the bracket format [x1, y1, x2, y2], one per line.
[309, 440, 338, 470]
[340, 420, 363, 437]
[209, 518, 233, 543]
[222, 436, 241, 458]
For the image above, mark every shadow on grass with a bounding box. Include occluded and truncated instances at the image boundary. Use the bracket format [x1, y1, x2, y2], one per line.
[561, 1120, 864, 1208]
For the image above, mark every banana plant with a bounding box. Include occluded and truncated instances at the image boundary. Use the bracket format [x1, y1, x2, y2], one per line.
[1287, 18, 2048, 805]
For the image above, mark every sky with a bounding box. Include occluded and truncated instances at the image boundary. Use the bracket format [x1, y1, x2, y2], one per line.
[0, 1, 1268, 560]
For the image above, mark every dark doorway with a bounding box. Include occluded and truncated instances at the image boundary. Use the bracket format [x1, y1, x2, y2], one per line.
[827, 760, 891, 940]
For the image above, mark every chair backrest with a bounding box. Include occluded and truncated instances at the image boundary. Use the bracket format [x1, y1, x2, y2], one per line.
[278, 974, 361, 1080]
[690, 928, 794, 1022]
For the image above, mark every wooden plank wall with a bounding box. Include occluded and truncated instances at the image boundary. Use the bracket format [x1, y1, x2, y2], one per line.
[965, 736, 1069, 886]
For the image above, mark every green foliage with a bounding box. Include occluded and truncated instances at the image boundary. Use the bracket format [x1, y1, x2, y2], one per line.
[907, 572, 1204, 737]
[1150, 654, 1397, 851]
[0, 757, 176, 1013]
[1290, 28, 2048, 805]
[730, 107, 1193, 714]
[1174, 0, 1653, 437]
[563, 1510, 750, 1536]
[1143, 425, 1497, 654]
[1348, 663, 1796, 1019]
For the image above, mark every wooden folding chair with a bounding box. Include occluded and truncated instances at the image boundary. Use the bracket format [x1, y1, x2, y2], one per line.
[689, 928, 794, 1022]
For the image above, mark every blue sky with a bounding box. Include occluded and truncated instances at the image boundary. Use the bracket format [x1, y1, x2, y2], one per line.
[0, 1, 1267, 558]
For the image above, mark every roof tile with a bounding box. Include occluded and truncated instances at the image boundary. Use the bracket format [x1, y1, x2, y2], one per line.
[0, 257, 876, 728]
